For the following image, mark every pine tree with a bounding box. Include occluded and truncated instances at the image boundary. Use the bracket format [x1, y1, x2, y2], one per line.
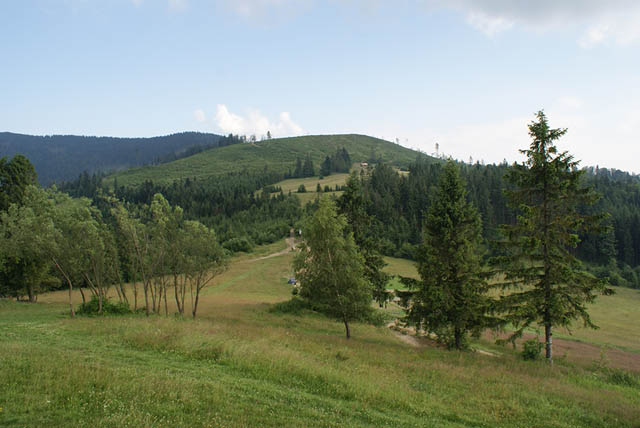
[495, 111, 612, 364]
[293, 197, 371, 339]
[408, 160, 490, 350]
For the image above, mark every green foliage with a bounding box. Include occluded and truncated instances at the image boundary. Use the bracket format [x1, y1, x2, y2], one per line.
[297, 184, 307, 193]
[76, 296, 131, 316]
[494, 111, 613, 363]
[521, 338, 544, 360]
[293, 197, 372, 338]
[0, 154, 37, 211]
[337, 172, 389, 306]
[407, 161, 491, 350]
[223, 237, 253, 253]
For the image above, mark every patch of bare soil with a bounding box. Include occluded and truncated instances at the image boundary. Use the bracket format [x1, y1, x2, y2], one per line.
[483, 331, 640, 372]
[249, 238, 296, 262]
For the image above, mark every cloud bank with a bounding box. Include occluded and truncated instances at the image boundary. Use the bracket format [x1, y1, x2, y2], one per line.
[435, 0, 640, 47]
[213, 105, 303, 138]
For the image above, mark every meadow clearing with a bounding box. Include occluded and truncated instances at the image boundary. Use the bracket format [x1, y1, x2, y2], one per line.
[1, 239, 639, 427]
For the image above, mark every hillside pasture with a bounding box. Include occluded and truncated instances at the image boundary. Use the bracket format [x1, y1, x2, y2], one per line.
[108, 134, 427, 188]
[1, 239, 639, 427]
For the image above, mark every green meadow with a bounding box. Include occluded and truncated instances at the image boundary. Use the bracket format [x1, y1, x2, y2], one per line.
[1, 239, 639, 427]
[108, 134, 423, 188]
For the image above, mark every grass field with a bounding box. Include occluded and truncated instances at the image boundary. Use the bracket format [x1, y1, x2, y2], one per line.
[108, 134, 427, 188]
[263, 173, 350, 205]
[1, 240, 639, 427]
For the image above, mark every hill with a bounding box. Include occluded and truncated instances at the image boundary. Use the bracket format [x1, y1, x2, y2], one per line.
[1, 239, 638, 427]
[109, 134, 428, 187]
[0, 131, 227, 185]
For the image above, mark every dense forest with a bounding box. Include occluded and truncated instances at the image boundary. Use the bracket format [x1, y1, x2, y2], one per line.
[0, 131, 243, 185]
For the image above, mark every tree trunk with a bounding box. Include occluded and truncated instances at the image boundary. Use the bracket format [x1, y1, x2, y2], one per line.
[192, 286, 200, 319]
[343, 318, 351, 339]
[27, 283, 36, 303]
[454, 327, 462, 350]
[67, 279, 75, 317]
[164, 285, 168, 316]
[79, 287, 86, 304]
[545, 324, 553, 365]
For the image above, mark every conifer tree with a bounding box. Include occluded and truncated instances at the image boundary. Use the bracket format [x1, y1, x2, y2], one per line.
[337, 172, 389, 306]
[408, 160, 489, 349]
[495, 111, 612, 364]
[293, 197, 371, 338]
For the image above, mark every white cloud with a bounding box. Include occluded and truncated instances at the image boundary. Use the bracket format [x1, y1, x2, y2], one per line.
[214, 104, 303, 137]
[465, 10, 514, 37]
[194, 109, 206, 123]
[428, 0, 640, 46]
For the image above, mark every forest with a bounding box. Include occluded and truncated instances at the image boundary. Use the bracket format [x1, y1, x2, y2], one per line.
[0, 131, 243, 185]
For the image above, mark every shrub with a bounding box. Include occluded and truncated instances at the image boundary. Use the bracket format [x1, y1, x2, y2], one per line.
[522, 338, 544, 360]
[76, 296, 131, 316]
[297, 184, 307, 193]
[223, 237, 253, 253]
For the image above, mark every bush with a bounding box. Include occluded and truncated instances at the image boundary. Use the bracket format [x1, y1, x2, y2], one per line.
[297, 184, 307, 193]
[522, 338, 544, 360]
[76, 295, 131, 316]
[223, 237, 253, 253]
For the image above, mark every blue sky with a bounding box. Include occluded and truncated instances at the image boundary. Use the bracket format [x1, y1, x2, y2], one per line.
[2, 1, 639, 172]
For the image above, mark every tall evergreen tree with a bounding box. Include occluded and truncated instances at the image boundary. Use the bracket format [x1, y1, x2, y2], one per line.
[407, 160, 490, 350]
[337, 172, 389, 306]
[494, 111, 612, 364]
[302, 155, 315, 177]
[293, 197, 371, 339]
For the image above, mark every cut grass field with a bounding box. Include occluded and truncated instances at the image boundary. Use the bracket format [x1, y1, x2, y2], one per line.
[264, 173, 350, 205]
[1, 240, 639, 427]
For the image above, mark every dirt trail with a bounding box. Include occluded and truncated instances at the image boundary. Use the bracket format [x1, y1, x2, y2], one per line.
[249, 238, 296, 262]
[387, 321, 639, 370]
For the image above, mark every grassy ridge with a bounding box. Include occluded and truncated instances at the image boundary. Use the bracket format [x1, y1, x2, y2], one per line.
[1, 242, 639, 427]
[109, 134, 425, 187]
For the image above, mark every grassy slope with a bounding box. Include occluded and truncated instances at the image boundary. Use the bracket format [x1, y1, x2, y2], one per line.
[109, 134, 424, 187]
[1, 241, 639, 427]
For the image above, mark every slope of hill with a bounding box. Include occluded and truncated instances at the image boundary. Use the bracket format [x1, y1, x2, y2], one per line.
[0, 131, 226, 185]
[109, 134, 429, 187]
[1, 240, 638, 427]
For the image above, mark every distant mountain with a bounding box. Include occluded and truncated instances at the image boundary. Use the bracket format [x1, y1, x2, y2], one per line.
[110, 134, 430, 187]
[0, 132, 226, 185]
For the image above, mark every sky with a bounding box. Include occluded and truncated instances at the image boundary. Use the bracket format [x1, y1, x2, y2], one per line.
[1, 1, 639, 172]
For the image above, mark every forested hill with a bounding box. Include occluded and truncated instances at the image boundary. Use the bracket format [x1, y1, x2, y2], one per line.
[109, 134, 426, 187]
[0, 131, 229, 185]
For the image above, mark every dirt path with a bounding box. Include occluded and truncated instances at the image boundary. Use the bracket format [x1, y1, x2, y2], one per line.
[249, 238, 296, 262]
[387, 321, 639, 370]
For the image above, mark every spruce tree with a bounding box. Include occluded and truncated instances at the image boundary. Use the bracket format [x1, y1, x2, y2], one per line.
[408, 160, 489, 350]
[495, 111, 612, 364]
[337, 172, 389, 306]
